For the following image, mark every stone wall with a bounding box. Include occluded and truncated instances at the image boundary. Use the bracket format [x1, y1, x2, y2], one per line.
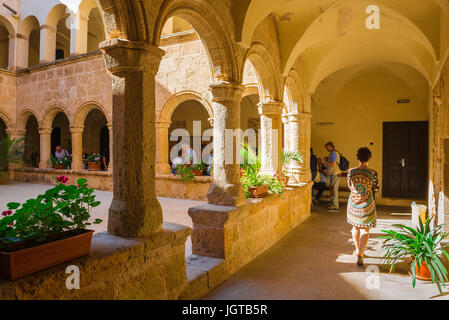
[11, 169, 212, 201]
[16, 52, 113, 127]
[0, 223, 191, 300]
[0, 70, 17, 128]
[189, 184, 312, 274]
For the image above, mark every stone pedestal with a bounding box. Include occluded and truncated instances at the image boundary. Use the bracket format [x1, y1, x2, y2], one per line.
[100, 38, 165, 237]
[207, 82, 245, 207]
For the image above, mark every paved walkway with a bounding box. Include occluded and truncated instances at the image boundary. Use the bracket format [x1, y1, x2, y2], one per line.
[204, 205, 449, 300]
[0, 182, 204, 256]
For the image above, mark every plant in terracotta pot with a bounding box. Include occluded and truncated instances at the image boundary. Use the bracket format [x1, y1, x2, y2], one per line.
[176, 164, 195, 182]
[241, 169, 268, 198]
[49, 155, 71, 170]
[0, 176, 102, 280]
[87, 153, 102, 171]
[193, 160, 208, 176]
[0, 134, 25, 185]
[380, 216, 449, 294]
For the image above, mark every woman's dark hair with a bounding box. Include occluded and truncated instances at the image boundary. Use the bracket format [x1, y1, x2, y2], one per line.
[356, 147, 372, 163]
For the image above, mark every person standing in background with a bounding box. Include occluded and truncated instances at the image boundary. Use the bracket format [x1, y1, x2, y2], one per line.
[324, 142, 341, 212]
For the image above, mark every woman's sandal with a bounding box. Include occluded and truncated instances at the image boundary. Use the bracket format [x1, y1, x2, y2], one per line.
[356, 255, 364, 266]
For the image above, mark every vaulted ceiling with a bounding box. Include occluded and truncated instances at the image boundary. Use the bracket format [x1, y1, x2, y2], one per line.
[233, 0, 449, 92]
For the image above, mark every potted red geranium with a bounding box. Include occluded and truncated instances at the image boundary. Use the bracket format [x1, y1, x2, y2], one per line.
[87, 153, 102, 171]
[0, 176, 102, 280]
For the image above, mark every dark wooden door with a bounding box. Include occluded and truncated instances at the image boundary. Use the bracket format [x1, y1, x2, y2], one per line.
[383, 122, 428, 199]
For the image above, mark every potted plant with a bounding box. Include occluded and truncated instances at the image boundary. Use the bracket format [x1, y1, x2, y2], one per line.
[87, 153, 102, 171]
[176, 164, 195, 182]
[49, 155, 71, 170]
[380, 216, 449, 294]
[193, 161, 208, 176]
[0, 135, 25, 185]
[241, 169, 269, 198]
[0, 176, 102, 280]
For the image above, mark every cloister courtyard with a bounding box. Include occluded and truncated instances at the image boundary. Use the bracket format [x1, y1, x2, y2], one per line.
[1, 182, 447, 300]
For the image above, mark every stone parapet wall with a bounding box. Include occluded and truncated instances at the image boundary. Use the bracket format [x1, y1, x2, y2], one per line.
[0, 223, 191, 300]
[188, 183, 312, 274]
[10, 168, 113, 192]
[10, 169, 212, 200]
[156, 175, 212, 201]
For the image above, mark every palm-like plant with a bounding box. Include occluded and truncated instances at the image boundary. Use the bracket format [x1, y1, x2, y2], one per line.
[240, 143, 261, 175]
[0, 134, 25, 172]
[282, 150, 303, 167]
[379, 216, 449, 294]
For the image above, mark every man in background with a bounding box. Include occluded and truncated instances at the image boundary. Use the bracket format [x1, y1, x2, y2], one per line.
[325, 141, 341, 212]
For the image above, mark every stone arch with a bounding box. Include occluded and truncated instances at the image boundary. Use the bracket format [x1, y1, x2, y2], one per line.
[45, 3, 68, 28]
[0, 108, 12, 130]
[0, 15, 15, 36]
[74, 102, 111, 127]
[19, 15, 40, 37]
[243, 42, 283, 102]
[284, 68, 305, 115]
[153, 0, 240, 82]
[17, 109, 40, 132]
[42, 105, 71, 129]
[158, 91, 213, 123]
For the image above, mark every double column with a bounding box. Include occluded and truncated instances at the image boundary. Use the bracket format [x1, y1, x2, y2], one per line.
[40, 25, 57, 63]
[258, 101, 284, 176]
[207, 82, 245, 207]
[100, 38, 165, 237]
[39, 128, 52, 168]
[298, 113, 312, 183]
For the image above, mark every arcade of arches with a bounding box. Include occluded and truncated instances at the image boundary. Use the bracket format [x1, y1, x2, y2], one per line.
[1, 0, 449, 299]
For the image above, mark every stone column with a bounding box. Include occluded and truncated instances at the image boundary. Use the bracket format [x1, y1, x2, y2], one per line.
[39, 25, 57, 63]
[258, 101, 284, 176]
[286, 114, 302, 185]
[207, 82, 245, 207]
[108, 123, 113, 172]
[298, 112, 312, 183]
[39, 128, 52, 168]
[155, 120, 171, 175]
[70, 13, 89, 56]
[70, 126, 84, 171]
[100, 39, 165, 237]
[282, 114, 290, 153]
[15, 34, 29, 69]
[7, 35, 16, 70]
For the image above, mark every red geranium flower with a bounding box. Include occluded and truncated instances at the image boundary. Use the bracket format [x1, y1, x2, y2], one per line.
[1, 210, 12, 216]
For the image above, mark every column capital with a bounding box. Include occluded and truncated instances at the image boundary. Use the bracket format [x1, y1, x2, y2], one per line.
[39, 127, 52, 135]
[257, 101, 284, 115]
[70, 125, 85, 134]
[298, 112, 312, 121]
[99, 38, 165, 77]
[209, 82, 245, 102]
[287, 113, 300, 123]
[282, 113, 290, 125]
[155, 120, 172, 129]
[40, 24, 57, 32]
[6, 129, 26, 137]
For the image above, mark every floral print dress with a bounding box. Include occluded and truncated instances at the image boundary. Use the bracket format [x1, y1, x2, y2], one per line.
[347, 167, 379, 228]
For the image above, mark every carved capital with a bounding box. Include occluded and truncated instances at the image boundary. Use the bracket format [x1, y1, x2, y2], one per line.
[70, 126, 85, 134]
[39, 128, 53, 135]
[209, 82, 245, 103]
[257, 101, 284, 116]
[99, 38, 165, 77]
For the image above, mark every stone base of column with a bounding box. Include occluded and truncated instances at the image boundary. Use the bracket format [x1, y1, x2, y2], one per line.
[108, 198, 163, 237]
[207, 182, 246, 207]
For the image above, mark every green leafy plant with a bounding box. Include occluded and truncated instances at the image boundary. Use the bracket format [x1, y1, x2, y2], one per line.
[0, 134, 25, 172]
[240, 143, 261, 175]
[240, 169, 284, 198]
[176, 164, 195, 182]
[379, 216, 449, 294]
[194, 160, 208, 172]
[49, 154, 72, 167]
[87, 153, 102, 163]
[282, 150, 303, 167]
[0, 176, 102, 251]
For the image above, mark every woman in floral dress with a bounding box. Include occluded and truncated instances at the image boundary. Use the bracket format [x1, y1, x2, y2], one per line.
[347, 147, 379, 266]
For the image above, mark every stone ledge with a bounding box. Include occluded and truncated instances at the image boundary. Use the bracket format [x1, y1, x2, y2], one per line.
[157, 174, 213, 183]
[182, 254, 226, 299]
[0, 223, 192, 300]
